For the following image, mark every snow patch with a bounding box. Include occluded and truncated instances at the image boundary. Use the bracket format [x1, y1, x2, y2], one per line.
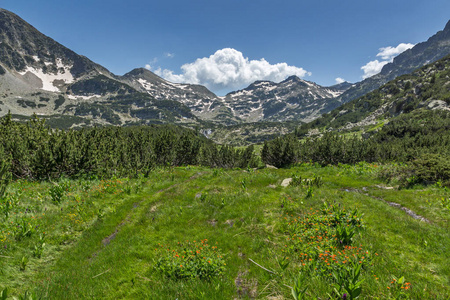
[230, 89, 252, 98]
[171, 83, 189, 90]
[19, 59, 74, 92]
[326, 89, 343, 98]
[259, 84, 277, 92]
[249, 106, 262, 112]
[67, 95, 99, 100]
[308, 91, 319, 100]
[137, 78, 153, 91]
[253, 81, 272, 87]
[305, 81, 315, 87]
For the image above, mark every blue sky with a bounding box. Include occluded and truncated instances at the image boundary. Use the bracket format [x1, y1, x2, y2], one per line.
[1, 0, 449, 95]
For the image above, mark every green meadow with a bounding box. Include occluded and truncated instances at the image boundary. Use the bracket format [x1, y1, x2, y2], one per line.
[1, 163, 448, 299]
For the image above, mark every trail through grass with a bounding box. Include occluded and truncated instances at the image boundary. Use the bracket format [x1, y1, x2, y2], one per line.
[1, 164, 449, 299]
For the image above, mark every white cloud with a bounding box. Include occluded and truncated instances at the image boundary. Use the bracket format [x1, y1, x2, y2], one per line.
[335, 77, 346, 84]
[361, 60, 390, 79]
[361, 42, 415, 79]
[164, 52, 175, 58]
[376, 43, 414, 61]
[153, 48, 311, 92]
[145, 57, 158, 71]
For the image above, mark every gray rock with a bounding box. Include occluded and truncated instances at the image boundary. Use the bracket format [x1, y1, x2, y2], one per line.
[427, 100, 450, 111]
[281, 178, 293, 187]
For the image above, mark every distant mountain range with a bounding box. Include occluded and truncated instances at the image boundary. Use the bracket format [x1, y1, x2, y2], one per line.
[223, 76, 351, 123]
[0, 8, 449, 139]
[120, 68, 239, 125]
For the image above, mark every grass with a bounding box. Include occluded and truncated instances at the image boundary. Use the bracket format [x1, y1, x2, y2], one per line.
[0, 163, 449, 299]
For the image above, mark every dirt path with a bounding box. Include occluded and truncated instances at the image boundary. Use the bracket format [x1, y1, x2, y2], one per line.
[101, 172, 207, 247]
[342, 187, 431, 223]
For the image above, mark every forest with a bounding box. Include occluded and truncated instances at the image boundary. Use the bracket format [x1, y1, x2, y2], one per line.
[262, 109, 450, 187]
[0, 113, 258, 181]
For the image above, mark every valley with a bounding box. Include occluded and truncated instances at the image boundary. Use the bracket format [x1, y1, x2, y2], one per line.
[0, 6, 450, 299]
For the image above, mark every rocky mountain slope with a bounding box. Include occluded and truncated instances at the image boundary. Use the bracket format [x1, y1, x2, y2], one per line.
[0, 8, 449, 143]
[218, 20, 450, 123]
[0, 8, 203, 126]
[222, 76, 350, 123]
[332, 20, 450, 107]
[295, 53, 450, 136]
[0, 9, 112, 85]
[0, 7, 351, 129]
[120, 68, 239, 124]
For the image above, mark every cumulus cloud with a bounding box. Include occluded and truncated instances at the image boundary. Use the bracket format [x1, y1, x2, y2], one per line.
[361, 60, 390, 79]
[335, 77, 346, 84]
[152, 48, 311, 93]
[165, 52, 175, 58]
[361, 43, 415, 79]
[376, 43, 415, 61]
[145, 57, 158, 71]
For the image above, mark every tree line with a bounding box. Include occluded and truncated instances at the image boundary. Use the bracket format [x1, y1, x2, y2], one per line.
[0, 114, 258, 181]
[262, 109, 450, 169]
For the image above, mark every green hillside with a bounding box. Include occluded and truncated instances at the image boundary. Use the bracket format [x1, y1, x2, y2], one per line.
[259, 55, 450, 191]
[296, 54, 450, 136]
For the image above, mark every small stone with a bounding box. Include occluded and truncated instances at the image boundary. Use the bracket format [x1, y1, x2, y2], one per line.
[281, 178, 292, 187]
[207, 219, 217, 226]
[376, 185, 395, 190]
[225, 220, 234, 227]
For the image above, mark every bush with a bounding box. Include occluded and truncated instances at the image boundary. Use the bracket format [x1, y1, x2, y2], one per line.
[0, 158, 10, 199]
[409, 154, 450, 187]
[49, 184, 65, 203]
[154, 239, 226, 280]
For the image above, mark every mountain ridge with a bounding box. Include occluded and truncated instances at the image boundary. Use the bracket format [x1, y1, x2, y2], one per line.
[0, 8, 206, 126]
[0, 8, 113, 82]
[294, 53, 450, 137]
[0, 8, 449, 143]
[334, 20, 450, 106]
[222, 75, 349, 123]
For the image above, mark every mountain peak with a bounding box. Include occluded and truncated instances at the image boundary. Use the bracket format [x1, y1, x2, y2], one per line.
[0, 8, 19, 17]
[0, 8, 116, 97]
[444, 20, 450, 32]
[124, 67, 155, 77]
[122, 68, 168, 85]
[329, 81, 352, 89]
[285, 75, 301, 82]
[248, 80, 275, 88]
[127, 67, 148, 74]
[224, 75, 347, 123]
